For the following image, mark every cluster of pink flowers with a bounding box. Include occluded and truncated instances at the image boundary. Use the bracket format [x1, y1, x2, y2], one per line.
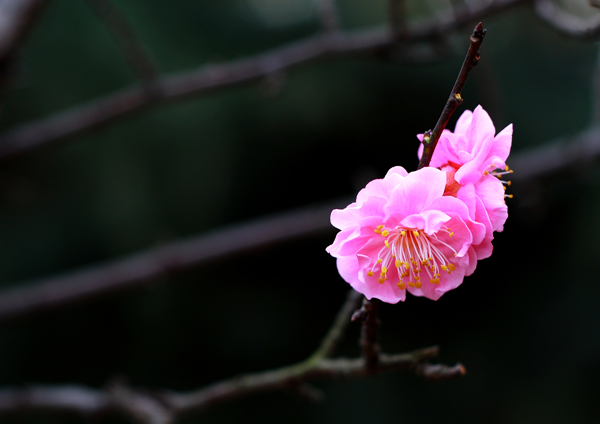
[327, 106, 512, 303]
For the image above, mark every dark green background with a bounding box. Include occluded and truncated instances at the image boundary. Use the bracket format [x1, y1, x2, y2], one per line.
[1, 1, 599, 423]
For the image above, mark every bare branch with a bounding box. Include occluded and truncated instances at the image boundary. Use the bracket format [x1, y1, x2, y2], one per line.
[535, 0, 600, 40]
[168, 348, 443, 417]
[0, 197, 348, 323]
[418, 22, 486, 169]
[0, 347, 446, 422]
[83, 0, 159, 85]
[0, 0, 528, 159]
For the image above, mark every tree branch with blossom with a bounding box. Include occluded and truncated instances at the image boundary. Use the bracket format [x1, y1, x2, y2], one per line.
[418, 22, 486, 169]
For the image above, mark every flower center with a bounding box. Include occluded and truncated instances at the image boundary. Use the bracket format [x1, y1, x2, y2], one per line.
[369, 225, 456, 290]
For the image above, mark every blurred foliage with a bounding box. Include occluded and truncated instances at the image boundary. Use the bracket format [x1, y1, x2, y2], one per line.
[0, 0, 600, 423]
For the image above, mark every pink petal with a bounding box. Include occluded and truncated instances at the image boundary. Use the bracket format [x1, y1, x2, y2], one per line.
[475, 176, 508, 232]
[400, 209, 450, 235]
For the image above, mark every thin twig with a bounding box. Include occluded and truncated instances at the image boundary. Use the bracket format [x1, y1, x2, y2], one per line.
[168, 348, 441, 417]
[0, 198, 349, 323]
[83, 0, 159, 86]
[0, 0, 528, 159]
[418, 22, 486, 169]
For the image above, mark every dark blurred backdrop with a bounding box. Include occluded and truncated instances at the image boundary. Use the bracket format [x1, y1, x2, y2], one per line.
[1, 0, 600, 423]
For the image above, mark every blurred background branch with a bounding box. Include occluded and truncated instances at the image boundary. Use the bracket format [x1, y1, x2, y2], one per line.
[0, 125, 596, 323]
[0, 0, 528, 159]
[83, 0, 159, 87]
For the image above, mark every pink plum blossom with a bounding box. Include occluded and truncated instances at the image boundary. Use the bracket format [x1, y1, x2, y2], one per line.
[326, 167, 487, 303]
[418, 105, 512, 257]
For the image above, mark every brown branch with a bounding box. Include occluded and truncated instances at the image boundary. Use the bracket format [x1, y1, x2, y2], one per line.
[418, 22, 486, 169]
[83, 0, 159, 85]
[535, 0, 600, 40]
[0, 0, 529, 160]
[0, 197, 349, 323]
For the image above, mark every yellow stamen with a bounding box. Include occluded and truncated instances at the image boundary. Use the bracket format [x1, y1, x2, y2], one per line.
[441, 265, 448, 271]
[416, 280, 422, 289]
[385, 240, 390, 249]
[381, 266, 388, 274]
[397, 282, 405, 290]
[378, 277, 385, 284]
[381, 230, 389, 237]
[448, 263, 456, 271]
[377, 259, 383, 264]
[367, 271, 374, 277]
[413, 230, 420, 237]
[395, 260, 402, 268]
[408, 282, 415, 287]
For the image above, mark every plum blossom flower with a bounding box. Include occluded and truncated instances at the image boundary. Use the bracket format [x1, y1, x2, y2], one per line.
[326, 167, 486, 303]
[418, 105, 512, 259]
